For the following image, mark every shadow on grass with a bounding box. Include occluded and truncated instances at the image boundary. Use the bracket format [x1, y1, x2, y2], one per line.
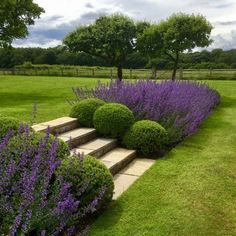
[91, 200, 124, 232]
[0, 92, 64, 107]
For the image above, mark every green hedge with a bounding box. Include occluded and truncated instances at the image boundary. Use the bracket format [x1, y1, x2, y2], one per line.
[57, 155, 114, 212]
[70, 98, 106, 127]
[122, 120, 168, 155]
[0, 116, 25, 139]
[5, 132, 70, 161]
[93, 103, 135, 138]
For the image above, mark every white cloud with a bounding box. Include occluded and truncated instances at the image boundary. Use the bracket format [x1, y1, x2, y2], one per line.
[12, 0, 236, 50]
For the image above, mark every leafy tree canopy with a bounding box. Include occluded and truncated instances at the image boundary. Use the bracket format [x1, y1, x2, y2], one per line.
[64, 14, 140, 80]
[138, 13, 213, 79]
[0, 0, 44, 47]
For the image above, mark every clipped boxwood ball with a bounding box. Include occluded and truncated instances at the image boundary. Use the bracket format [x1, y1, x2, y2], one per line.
[0, 116, 26, 139]
[122, 120, 168, 155]
[57, 155, 114, 212]
[93, 103, 135, 138]
[70, 98, 106, 127]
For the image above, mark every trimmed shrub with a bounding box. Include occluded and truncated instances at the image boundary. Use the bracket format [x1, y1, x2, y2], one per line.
[0, 116, 23, 139]
[122, 120, 168, 155]
[57, 155, 114, 212]
[70, 98, 105, 127]
[93, 103, 135, 138]
[5, 132, 70, 161]
[0, 127, 108, 235]
[73, 80, 220, 143]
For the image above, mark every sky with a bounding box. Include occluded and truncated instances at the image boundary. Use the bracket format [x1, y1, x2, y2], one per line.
[13, 0, 236, 50]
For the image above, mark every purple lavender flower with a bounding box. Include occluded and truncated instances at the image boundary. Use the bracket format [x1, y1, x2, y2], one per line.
[0, 126, 102, 235]
[72, 79, 220, 143]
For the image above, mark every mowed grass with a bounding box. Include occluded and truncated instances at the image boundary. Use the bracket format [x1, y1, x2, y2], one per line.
[0, 75, 107, 123]
[0, 76, 236, 235]
[88, 80, 236, 236]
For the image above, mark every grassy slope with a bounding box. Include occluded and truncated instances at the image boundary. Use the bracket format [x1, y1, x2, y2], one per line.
[88, 81, 236, 236]
[0, 75, 106, 123]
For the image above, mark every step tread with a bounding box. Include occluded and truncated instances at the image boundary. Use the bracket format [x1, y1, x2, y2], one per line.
[32, 117, 77, 132]
[119, 158, 155, 176]
[113, 174, 138, 200]
[72, 138, 116, 155]
[100, 148, 136, 171]
[58, 128, 96, 143]
[113, 158, 155, 200]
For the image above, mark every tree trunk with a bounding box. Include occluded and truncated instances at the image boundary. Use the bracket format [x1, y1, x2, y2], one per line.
[117, 65, 123, 81]
[171, 51, 179, 81]
[171, 64, 177, 81]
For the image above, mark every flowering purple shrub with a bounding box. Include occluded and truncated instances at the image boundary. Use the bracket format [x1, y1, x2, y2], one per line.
[0, 126, 106, 235]
[72, 80, 220, 143]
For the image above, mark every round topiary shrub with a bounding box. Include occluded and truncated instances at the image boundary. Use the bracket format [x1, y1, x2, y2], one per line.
[5, 131, 70, 161]
[0, 128, 84, 235]
[93, 103, 135, 138]
[0, 116, 24, 139]
[57, 155, 114, 212]
[70, 98, 106, 127]
[122, 120, 168, 155]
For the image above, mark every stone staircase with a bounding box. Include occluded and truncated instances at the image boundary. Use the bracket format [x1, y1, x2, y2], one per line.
[32, 117, 155, 199]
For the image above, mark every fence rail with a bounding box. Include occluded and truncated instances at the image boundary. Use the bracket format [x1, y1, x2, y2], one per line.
[1, 67, 236, 80]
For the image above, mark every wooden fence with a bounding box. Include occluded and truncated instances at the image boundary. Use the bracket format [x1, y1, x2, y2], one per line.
[0, 67, 236, 80]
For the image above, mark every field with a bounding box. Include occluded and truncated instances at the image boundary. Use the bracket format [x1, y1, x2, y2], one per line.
[1, 75, 236, 235]
[0, 75, 108, 122]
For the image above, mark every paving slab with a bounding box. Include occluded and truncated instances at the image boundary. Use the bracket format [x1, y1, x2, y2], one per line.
[58, 128, 96, 142]
[120, 158, 155, 176]
[100, 148, 136, 175]
[32, 117, 78, 134]
[76, 138, 117, 157]
[32, 124, 48, 132]
[78, 138, 116, 150]
[113, 174, 138, 200]
[41, 117, 77, 127]
[100, 148, 135, 163]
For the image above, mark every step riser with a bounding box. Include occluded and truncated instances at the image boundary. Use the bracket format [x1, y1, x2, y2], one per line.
[109, 152, 136, 176]
[90, 141, 117, 158]
[32, 118, 78, 135]
[66, 131, 97, 149]
[50, 121, 78, 135]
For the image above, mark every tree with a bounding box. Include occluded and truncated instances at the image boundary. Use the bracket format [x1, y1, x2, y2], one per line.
[63, 14, 137, 80]
[138, 13, 213, 80]
[0, 0, 44, 47]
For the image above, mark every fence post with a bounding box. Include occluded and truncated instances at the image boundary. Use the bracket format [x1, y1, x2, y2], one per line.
[76, 68, 79, 77]
[110, 68, 113, 79]
[179, 67, 183, 80]
[209, 68, 212, 78]
[92, 68, 95, 77]
[61, 68, 64, 76]
[130, 69, 132, 79]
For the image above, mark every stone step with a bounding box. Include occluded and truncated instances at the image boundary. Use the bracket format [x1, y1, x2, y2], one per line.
[58, 128, 96, 148]
[100, 148, 136, 175]
[71, 138, 117, 158]
[113, 158, 155, 200]
[32, 117, 78, 135]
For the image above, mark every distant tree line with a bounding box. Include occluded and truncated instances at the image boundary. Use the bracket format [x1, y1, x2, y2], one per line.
[0, 47, 236, 70]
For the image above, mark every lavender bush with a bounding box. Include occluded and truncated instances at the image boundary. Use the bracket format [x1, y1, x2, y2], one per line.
[72, 80, 220, 143]
[0, 126, 106, 235]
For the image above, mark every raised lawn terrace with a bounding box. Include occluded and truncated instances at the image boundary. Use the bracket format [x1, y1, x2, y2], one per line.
[1, 75, 236, 235]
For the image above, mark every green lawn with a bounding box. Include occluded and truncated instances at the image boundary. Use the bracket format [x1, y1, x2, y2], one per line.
[0, 75, 107, 123]
[0, 76, 236, 235]
[88, 80, 236, 236]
